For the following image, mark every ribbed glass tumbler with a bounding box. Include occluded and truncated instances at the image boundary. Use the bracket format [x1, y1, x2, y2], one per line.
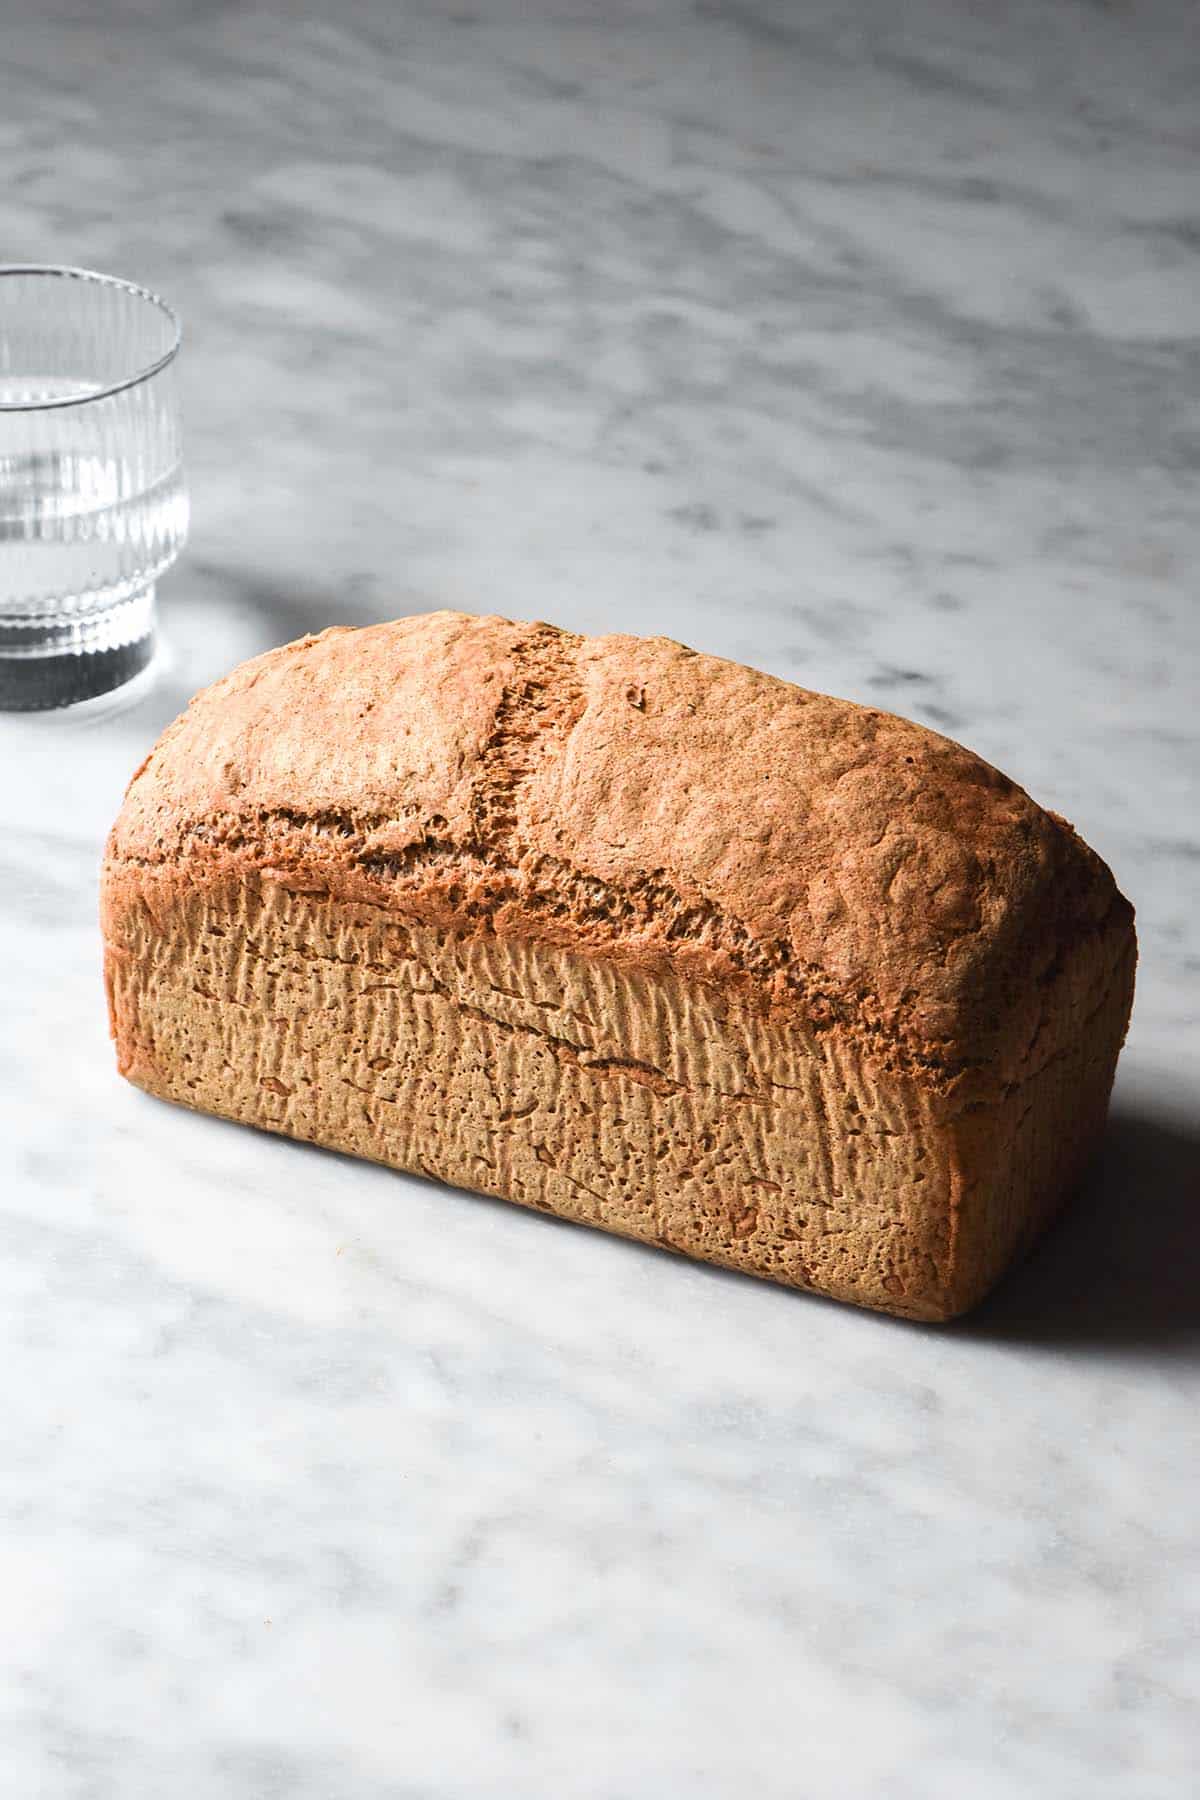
[0, 266, 188, 709]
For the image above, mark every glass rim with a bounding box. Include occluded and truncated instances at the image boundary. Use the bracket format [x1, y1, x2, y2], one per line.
[0, 264, 182, 413]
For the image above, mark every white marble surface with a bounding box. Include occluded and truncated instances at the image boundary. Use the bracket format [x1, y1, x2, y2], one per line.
[3, 2, 1199, 1794]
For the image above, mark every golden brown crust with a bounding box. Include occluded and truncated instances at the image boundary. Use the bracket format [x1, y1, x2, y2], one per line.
[103, 610, 1133, 1087]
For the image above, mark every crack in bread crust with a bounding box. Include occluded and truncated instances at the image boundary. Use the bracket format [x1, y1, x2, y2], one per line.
[108, 809, 1132, 1092]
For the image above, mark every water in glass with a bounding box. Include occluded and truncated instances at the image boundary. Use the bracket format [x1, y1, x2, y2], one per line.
[0, 267, 188, 709]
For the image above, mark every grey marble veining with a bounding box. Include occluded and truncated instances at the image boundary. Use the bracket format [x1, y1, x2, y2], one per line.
[2, 3, 1198, 1795]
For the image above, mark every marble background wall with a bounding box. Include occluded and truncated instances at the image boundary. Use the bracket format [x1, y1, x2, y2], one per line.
[2, 3, 1197, 1796]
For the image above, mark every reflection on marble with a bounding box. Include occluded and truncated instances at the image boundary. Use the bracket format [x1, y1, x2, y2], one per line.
[2, 2, 1198, 1795]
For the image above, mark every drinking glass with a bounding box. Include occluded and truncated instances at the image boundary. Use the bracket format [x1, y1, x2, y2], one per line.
[0, 265, 188, 709]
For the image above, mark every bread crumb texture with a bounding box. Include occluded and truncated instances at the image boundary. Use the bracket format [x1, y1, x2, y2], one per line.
[102, 612, 1135, 1318]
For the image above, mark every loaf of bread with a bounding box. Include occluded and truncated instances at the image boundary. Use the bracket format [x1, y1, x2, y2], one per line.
[101, 612, 1135, 1320]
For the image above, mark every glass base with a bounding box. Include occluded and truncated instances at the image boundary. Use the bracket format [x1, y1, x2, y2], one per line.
[0, 587, 156, 711]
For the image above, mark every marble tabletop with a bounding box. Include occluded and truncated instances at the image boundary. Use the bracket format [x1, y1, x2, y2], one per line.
[3, 2, 1198, 1795]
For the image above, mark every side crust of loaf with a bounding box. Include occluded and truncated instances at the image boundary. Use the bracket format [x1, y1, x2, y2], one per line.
[103, 870, 1135, 1321]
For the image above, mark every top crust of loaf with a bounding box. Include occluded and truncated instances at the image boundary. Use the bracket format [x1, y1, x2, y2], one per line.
[104, 611, 1132, 1088]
